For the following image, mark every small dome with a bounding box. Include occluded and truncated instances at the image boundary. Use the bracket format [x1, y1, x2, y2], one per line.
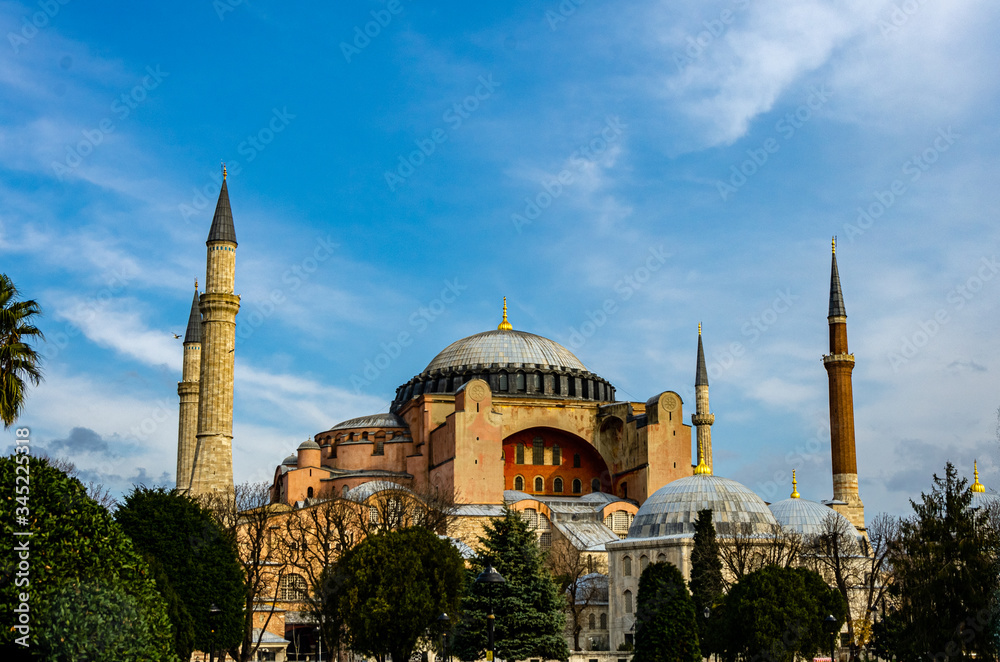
[345, 480, 412, 503]
[425, 329, 587, 372]
[628, 474, 777, 539]
[769, 498, 856, 537]
[281, 454, 297, 466]
[330, 412, 408, 431]
[297, 439, 320, 450]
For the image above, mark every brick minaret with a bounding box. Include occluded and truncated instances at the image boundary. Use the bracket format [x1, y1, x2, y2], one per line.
[189, 168, 240, 496]
[692, 323, 715, 473]
[175, 281, 201, 492]
[823, 238, 865, 530]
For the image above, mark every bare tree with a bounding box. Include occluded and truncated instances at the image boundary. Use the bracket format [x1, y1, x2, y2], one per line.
[719, 522, 802, 588]
[205, 482, 291, 662]
[40, 455, 118, 510]
[546, 535, 606, 651]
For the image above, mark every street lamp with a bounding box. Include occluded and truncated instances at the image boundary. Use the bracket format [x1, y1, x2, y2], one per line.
[824, 615, 838, 662]
[475, 562, 506, 662]
[208, 603, 221, 662]
[437, 613, 451, 662]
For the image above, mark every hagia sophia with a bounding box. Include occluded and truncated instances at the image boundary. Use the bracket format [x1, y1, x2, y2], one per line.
[175, 175, 885, 657]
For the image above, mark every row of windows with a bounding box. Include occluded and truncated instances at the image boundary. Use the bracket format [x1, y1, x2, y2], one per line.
[621, 552, 667, 578]
[513, 475, 601, 494]
[333, 431, 403, 443]
[588, 613, 609, 630]
[513, 440, 582, 467]
[400, 371, 614, 401]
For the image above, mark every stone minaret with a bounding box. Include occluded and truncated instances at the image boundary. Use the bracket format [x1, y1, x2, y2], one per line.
[823, 238, 865, 530]
[692, 324, 715, 474]
[175, 281, 201, 492]
[189, 168, 240, 496]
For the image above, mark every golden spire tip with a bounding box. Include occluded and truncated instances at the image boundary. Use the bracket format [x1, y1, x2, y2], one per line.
[973, 460, 986, 493]
[498, 296, 513, 331]
[194, 278, 198, 290]
[222, 162, 227, 181]
[791, 470, 800, 499]
[698, 322, 702, 336]
[832, 236, 836, 255]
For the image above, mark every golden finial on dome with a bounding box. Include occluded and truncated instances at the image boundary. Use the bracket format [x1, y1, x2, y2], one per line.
[972, 460, 986, 493]
[791, 470, 800, 499]
[693, 438, 712, 475]
[832, 236, 836, 255]
[498, 297, 513, 331]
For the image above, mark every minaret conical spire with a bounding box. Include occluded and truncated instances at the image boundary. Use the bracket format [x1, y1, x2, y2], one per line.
[829, 237, 846, 319]
[696, 322, 708, 386]
[183, 280, 201, 344]
[207, 165, 237, 245]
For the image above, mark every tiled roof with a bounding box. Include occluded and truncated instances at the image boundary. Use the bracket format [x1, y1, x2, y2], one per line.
[330, 412, 408, 431]
[769, 497, 855, 537]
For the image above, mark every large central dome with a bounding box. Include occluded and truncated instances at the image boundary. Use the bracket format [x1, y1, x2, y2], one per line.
[425, 329, 587, 373]
[390, 306, 616, 413]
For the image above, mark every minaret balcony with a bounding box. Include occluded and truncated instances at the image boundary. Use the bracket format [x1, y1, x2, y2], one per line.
[691, 413, 715, 426]
[822, 352, 855, 365]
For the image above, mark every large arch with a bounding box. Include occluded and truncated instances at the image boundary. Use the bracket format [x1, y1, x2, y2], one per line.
[503, 426, 611, 497]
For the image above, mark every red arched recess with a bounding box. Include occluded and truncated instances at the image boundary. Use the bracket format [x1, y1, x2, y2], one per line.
[503, 427, 611, 497]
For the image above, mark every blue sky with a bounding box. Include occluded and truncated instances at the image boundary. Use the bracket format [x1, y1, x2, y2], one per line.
[4, 0, 1000, 518]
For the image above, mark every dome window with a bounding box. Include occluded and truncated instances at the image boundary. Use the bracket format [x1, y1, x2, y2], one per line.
[515, 371, 526, 392]
[498, 373, 509, 391]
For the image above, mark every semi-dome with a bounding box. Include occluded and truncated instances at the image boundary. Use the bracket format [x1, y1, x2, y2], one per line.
[426, 329, 588, 373]
[390, 308, 616, 413]
[769, 497, 855, 537]
[628, 474, 778, 539]
[330, 413, 408, 431]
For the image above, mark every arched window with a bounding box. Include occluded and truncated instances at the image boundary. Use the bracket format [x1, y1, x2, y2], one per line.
[623, 556, 632, 576]
[279, 574, 307, 602]
[640, 555, 648, 572]
[499, 372, 509, 391]
[307, 486, 314, 498]
[624, 590, 633, 614]
[589, 614, 596, 630]
[361, 431, 368, 440]
[620, 482, 628, 499]
[514, 476, 524, 491]
[515, 371, 526, 392]
[572, 478, 582, 494]
[341, 485, 348, 498]
[573, 453, 581, 468]
[515, 443, 524, 464]
[523, 508, 539, 528]
[373, 440, 384, 455]
[534, 476, 544, 492]
[657, 553, 667, 563]
[532, 438, 544, 465]
[591, 478, 600, 492]
[369, 505, 379, 524]
[552, 444, 561, 466]
[600, 613, 607, 629]
[553, 477, 563, 493]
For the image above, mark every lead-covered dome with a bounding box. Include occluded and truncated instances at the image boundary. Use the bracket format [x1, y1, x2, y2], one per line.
[628, 474, 778, 539]
[769, 497, 855, 537]
[391, 322, 616, 413]
[426, 330, 588, 372]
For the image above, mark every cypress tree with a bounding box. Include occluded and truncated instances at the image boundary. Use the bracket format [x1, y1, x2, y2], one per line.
[633, 561, 701, 662]
[689, 508, 724, 658]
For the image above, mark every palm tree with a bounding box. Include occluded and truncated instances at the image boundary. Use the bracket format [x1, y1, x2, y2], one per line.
[0, 274, 44, 428]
